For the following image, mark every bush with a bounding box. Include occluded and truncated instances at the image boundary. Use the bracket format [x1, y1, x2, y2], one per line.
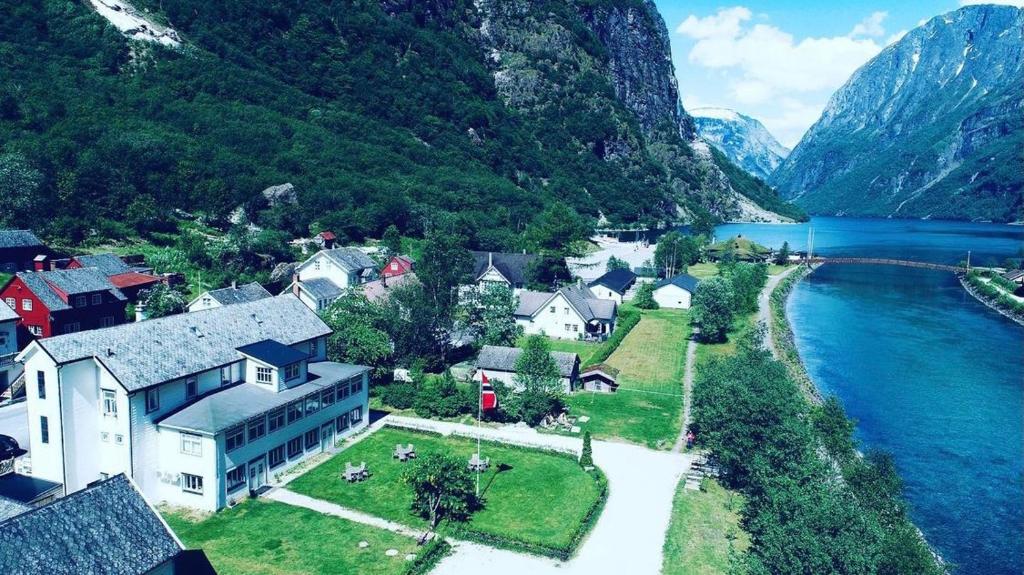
[579, 431, 593, 467]
[380, 381, 419, 410]
[691, 276, 735, 343]
[632, 282, 659, 309]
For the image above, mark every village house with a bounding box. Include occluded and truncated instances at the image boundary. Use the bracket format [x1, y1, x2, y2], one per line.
[579, 363, 620, 393]
[474, 345, 580, 393]
[0, 474, 216, 575]
[382, 255, 414, 279]
[0, 301, 20, 396]
[16, 295, 370, 511]
[0, 230, 48, 273]
[652, 273, 700, 309]
[1002, 269, 1024, 287]
[0, 268, 128, 337]
[64, 253, 165, 302]
[471, 251, 539, 294]
[188, 281, 272, 312]
[361, 272, 418, 304]
[283, 247, 379, 311]
[588, 268, 638, 304]
[515, 283, 617, 341]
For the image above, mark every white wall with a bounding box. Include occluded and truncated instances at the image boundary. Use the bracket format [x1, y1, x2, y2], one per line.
[653, 284, 693, 309]
[297, 252, 357, 289]
[517, 293, 587, 340]
[0, 319, 21, 391]
[187, 294, 222, 313]
[589, 285, 623, 304]
[24, 348, 65, 487]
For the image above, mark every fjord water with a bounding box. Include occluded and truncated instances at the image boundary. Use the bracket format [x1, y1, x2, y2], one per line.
[715, 218, 1024, 575]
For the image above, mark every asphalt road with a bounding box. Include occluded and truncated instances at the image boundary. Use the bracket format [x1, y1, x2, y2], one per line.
[0, 401, 29, 455]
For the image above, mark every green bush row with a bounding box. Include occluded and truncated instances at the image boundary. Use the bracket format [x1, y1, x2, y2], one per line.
[768, 266, 821, 402]
[402, 538, 451, 575]
[965, 273, 1024, 316]
[584, 307, 641, 367]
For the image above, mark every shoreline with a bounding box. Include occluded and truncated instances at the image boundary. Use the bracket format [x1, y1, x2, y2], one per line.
[958, 274, 1024, 327]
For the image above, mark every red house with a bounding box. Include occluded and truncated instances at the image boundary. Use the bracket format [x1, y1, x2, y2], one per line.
[382, 255, 414, 279]
[64, 253, 164, 301]
[314, 231, 337, 250]
[0, 268, 128, 338]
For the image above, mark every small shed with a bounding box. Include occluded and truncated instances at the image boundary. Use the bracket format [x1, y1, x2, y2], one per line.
[580, 363, 620, 393]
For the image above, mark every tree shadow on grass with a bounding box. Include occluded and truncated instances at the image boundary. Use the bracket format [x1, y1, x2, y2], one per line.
[479, 463, 513, 498]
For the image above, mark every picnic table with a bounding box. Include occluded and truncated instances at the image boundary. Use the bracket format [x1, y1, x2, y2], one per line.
[393, 443, 417, 462]
[468, 453, 490, 472]
[344, 461, 370, 482]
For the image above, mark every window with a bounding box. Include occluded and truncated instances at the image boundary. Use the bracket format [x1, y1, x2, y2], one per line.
[565, 323, 572, 332]
[145, 388, 159, 413]
[92, 294, 102, 305]
[287, 401, 304, 424]
[40, 416, 49, 444]
[226, 466, 246, 492]
[268, 445, 286, 468]
[102, 389, 117, 416]
[572, 324, 579, 333]
[391, 262, 398, 270]
[225, 426, 245, 452]
[321, 386, 336, 406]
[308, 339, 320, 359]
[28, 325, 42, 336]
[4, 297, 13, 309]
[220, 366, 232, 386]
[36, 371, 45, 399]
[201, 296, 211, 307]
[114, 434, 124, 445]
[287, 436, 303, 459]
[74, 295, 86, 307]
[185, 377, 198, 400]
[549, 305, 555, 313]
[248, 416, 266, 442]
[182, 473, 203, 494]
[101, 316, 115, 328]
[338, 383, 350, 400]
[305, 429, 319, 451]
[350, 406, 363, 425]
[268, 407, 286, 432]
[350, 377, 363, 394]
[564, 307, 569, 315]
[101, 432, 110, 442]
[305, 394, 320, 416]
[336, 413, 350, 431]
[285, 363, 300, 381]
[21, 298, 32, 311]
[256, 366, 273, 384]
[180, 433, 202, 456]
[62, 322, 80, 334]
[314, 259, 321, 271]
[99, 472, 109, 481]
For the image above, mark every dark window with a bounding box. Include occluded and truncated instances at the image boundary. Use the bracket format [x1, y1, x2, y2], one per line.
[287, 436, 303, 459]
[145, 388, 159, 413]
[268, 408, 286, 432]
[321, 386, 336, 406]
[305, 429, 319, 451]
[305, 394, 320, 415]
[248, 416, 266, 442]
[225, 426, 245, 452]
[336, 413, 350, 431]
[226, 466, 246, 492]
[40, 416, 49, 444]
[287, 401, 304, 424]
[185, 377, 198, 400]
[268, 445, 286, 468]
[37, 371, 45, 399]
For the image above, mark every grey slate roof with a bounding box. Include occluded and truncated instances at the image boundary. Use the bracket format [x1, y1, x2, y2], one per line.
[35, 295, 331, 392]
[0, 300, 18, 322]
[159, 362, 369, 434]
[71, 254, 131, 276]
[561, 284, 616, 321]
[322, 247, 377, 272]
[0, 230, 43, 250]
[0, 496, 29, 522]
[301, 277, 344, 301]
[472, 251, 539, 286]
[515, 290, 556, 317]
[0, 474, 182, 575]
[476, 345, 579, 378]
[1001, 269, 1024, 282]
[654, 273, 700, 294]
[16, 268, 126, 311]
[589, 268, 637, 294]
[205, 281, 272, 306]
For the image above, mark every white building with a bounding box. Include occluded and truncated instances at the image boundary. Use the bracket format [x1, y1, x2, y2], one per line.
[0, 300, 20, 395]
[17, 295, 370, 511]
[470, 251, 538, 295]
[187, 281, 272, 312]
[652, 274, 700, 309]
[587, 268, 638, 305]
[282, 247, 379, 311]
[474, 345, 580, 393]
[515, 284, 617, 341]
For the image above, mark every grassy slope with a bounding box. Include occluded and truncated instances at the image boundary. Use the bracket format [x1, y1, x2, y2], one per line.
[662, 480, 750, 575]
[564, 309, 689, 448]
[517, 335, 602, 366]
[287, 427, 602, 550]
[163, 500, 419, 575]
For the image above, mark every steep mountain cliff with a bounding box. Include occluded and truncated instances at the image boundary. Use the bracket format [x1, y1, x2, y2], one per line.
[692, 108, 789, 181]
[771, 5, 1024, 222]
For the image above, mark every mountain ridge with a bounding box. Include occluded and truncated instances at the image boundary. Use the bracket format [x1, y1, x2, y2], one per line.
[691, 107, 790, 182]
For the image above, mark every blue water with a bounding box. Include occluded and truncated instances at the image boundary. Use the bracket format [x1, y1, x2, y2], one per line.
[715, 217, 1024, 575]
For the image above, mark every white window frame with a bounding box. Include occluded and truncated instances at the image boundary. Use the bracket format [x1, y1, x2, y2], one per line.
[180, 433, 202, 456]
[101, 316, 115, 328]
[4, 297, 14, 309]
[21, 298, 32, 311]
[63, 322, 81, 334]
[181, 473, 203, 494]
[256, 366, 273, 384]
[221, 366, 232, 386]
[102, 389, 117, 416]
[74, 295, 86, 308]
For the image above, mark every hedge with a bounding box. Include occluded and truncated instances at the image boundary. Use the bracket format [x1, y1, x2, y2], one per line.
[584, 307, 641, 367]
[963, 271, 1024, 320]
[402, 538, 451, 575]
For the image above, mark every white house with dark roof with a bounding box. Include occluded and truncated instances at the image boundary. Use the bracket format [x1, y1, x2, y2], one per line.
[470, 251, 539, 294]
[588, 268, 638, 304]
[283, 247, 379, 311]
[652, 273, 700, 309]
[474, 345, 580, 392]
[187, 281, 272, 312]
[515, 283, 617, 341]
[17, 295, 370, 511]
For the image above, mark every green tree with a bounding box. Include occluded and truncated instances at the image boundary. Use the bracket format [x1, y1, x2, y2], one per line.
[654, 231, 699, 277]
[139, 283, 187, 319]
[463, 282, 521, 347]
[524, 202, 592, 253]
[606, 256, 630, 272]
[382, 224, 402, 259]
[514, 335, 561, 393]
[774, 241, 791, 266]
[320, 293, 393, 378]
[812, 397, 857, 463]
[691, 276, 735, 343]
[0, 153, 43, 227]
[402, 452, 479, 530]
[632, 281, 659, 309]
[579, 431, 594, 468]
[725, 262, 767, 314]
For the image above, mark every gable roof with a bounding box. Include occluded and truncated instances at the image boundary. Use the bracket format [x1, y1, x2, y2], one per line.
[71, 253, 131, 276]
[238, 339, 309, 367]
[362, 272, 418, 303]
[33, 295, 330, 392]
[515, 284, 616, 322]
[0, 230, 43, 250]
[108, 272, 162, 290]
[654, 273, 700, 294]
[589, 268, 637, 294]
[476, 345, 579, 378]
[16, 269, 126, 311]
[204, 281, 272, 306]
[1002, 269, 1024, 281]
[0, 474, 182, 575]
[0, 300, 18, 322]
[471, 251, 538, 286]
[320, 247, 377, 272]
[300, 277, 344, 301]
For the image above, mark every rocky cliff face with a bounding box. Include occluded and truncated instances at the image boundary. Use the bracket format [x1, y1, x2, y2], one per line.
[771, 5, 1024, 222]
[691, 108, 789, 181]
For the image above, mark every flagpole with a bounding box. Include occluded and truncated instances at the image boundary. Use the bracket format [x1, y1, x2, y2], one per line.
[476, 372, 482, 497]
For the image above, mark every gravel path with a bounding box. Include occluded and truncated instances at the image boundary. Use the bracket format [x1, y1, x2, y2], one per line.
[672, 331, 697, 453]
[759, 265, 801, 357]
[267, 488, 426, 539]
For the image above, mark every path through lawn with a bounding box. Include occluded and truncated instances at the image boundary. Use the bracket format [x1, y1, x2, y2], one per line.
[661, 480, 749, 575]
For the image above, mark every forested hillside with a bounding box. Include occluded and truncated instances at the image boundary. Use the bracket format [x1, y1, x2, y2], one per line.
[0, 0, 798, 249]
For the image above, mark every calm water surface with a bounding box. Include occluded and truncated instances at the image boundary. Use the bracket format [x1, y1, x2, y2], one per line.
[715, 217, 1024, 575]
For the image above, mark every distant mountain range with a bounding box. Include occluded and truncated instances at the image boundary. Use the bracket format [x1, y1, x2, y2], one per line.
[771, 4, 1024, 223]
[691, 108, 789, 182]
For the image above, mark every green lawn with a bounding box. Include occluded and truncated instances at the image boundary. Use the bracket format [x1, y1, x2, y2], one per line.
[687, 263, 720, 279]
[288, 427, 605, 554]
[662, 480, 750, 575]
[516, 335, 601, 365]
[563, 309, 689, 449]
[0, 272, 10, 289]
[163, 500, 420, 575]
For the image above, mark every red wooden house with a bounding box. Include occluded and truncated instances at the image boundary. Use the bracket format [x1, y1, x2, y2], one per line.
[382, 255, 414, 279]
[0, 268, 128, 338]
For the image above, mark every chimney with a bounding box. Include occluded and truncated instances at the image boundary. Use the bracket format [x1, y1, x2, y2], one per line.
[292, 273, 301, 297]
[231, 280, 237, 290]
[33, 255, 47, 272]
[488, 252, 493, 267]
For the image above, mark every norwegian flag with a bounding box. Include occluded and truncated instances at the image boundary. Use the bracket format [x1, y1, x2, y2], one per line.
[480, 371, 498, 411]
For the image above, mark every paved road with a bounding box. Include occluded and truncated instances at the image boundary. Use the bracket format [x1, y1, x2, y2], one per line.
[0, 401, 29, 453]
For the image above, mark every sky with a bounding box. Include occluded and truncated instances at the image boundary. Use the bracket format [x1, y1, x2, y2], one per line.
[653, 0, 1024, 148]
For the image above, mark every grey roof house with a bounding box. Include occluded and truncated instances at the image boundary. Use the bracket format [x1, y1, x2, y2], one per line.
[475, 345, 581, 392]
[188, 281, 272, 312]
[284, 247, 380, 311]
[515, 283, 617, 341]
[471, 251, 539, 290]
[0, 230, 47, 273]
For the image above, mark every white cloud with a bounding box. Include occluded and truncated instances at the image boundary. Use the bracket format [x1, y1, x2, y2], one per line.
[960, 0, 1024, 6]
[849, 11, 888, 38]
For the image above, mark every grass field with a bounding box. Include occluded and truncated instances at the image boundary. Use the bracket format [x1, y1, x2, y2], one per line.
[163, 500, 420, 575]
[687, 263, 720, 279]
[288, 427, 604, 552]
[662, 480, 750, 575]
[563, 309, 689, 449]
[517, 335, 602, 365]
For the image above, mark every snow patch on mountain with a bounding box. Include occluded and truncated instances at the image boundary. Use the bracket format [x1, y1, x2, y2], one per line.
[691, 108, 790, 181]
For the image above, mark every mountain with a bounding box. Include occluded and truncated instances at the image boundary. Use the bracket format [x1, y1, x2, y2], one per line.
[771, 5, 1024, 222]
[691, 108, 790, 181]
[0, 0, 802, 250]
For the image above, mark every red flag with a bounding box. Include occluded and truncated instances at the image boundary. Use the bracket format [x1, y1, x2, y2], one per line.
[480, 371, 498, 411]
